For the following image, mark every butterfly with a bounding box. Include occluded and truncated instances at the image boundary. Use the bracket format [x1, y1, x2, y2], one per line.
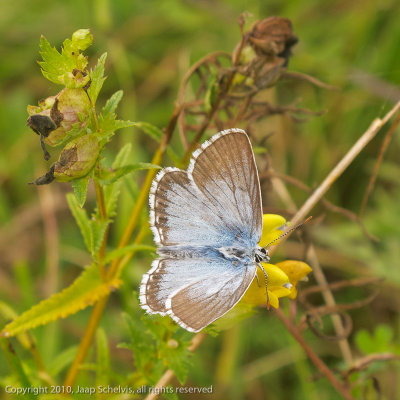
[140, 128, 271, 332]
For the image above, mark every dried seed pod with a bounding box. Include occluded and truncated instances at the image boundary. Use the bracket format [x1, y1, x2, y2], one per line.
[45, 88, 91, 147]
[232, 17, 298, 92]
[27, 95, 57, 160]
[27, 88, 91, 159]
[249, 17, 298, 63]
[31, 134, 100, 185]
[53, 133, 99, 182]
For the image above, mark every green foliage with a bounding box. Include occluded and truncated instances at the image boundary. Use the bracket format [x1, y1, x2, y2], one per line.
[39, 30, 92, 88]
[121, 305, 193, 385]
[2, 3, 400, 399]
[67, 193, 109, 258]
[95, 328, 110, 387]
[131, 121, 164, 142]
[87, 53, 107, 105]
[355, 324, 399, 355]
[1, 263, 121, 337]
[72, 176, 90, 207]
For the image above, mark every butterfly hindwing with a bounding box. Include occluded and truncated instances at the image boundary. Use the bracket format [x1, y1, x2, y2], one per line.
[141, 256, 256, 332]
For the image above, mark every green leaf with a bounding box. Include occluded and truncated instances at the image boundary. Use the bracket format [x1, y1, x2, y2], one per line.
[47, 345, 78, 376]
[0, 338, 35, 399]
[204, 75, 219, 113]
[72, 176, 90, 207]
[38, 33, 91, 88]
[88, 53, 107, 105]
[90, 219, 109, 258]
[122, 312, 155, 375]
[103, 144, 131, 217]
[102, 90, 123, 117]
[67, 193, 109, 257]
[99, 163, 160, 185]
[104, 244, 156, 264]
[160, 337, 192, 384]
[1, 263, 121, 337]
[67, 193, 91, 252]
[97, 91, 136, 144]
[132, 122, 163, 142]
[38, 35, 76, 85]
[96, 328, 110, 386]
[114, 143, 132, 167]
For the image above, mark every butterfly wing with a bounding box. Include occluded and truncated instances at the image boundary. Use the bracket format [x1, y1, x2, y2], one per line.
[141, 257, 256, 332]
[149, 128, 262, 248]
[149, 168, 236, 247]
[142, 128, 262, 330]
[188, 128, 263, 246]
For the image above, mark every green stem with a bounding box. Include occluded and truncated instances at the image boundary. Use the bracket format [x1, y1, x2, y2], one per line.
[94, 178, 108, 274]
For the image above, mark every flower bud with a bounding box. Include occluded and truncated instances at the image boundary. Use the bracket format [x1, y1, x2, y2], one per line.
[72, 29, 93, 51]
[31, 134, 99, 185]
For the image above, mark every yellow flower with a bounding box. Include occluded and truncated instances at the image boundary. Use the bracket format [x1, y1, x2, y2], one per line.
[208, 214, 312, 333]
[242, 214, 312, 308]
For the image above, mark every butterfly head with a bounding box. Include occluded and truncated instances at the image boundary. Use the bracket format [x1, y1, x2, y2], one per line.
[254, 246, 270, 264]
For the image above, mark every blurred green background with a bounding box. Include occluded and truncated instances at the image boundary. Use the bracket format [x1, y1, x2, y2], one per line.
[1, 0, 400, 399]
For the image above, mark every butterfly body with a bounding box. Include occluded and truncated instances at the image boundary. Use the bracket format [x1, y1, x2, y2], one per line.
[140, 128, 266, 332]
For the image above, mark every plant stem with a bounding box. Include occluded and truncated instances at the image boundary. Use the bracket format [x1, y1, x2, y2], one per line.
[275, 309, 354, 400]
[94, 179, 108, 274]
[63, 105, 181, 388]
[63, 295, 109, 387]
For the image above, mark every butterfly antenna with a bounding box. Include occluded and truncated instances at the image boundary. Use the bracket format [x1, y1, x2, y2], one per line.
[263, 216, 312, 249]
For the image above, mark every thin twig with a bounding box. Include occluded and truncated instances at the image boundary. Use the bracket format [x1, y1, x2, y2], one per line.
[269, 100, 400, 366]
[359, 111, 400, 216]
[275, 309, 355, 400]
[282, 71, 338, 91]
[273, 100, 400, 239]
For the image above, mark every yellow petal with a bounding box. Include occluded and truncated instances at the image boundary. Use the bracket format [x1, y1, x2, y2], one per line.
[275, 260, 312, 286]
[288, 286, 298, 299]
[268, 286, 291, 298]
[263, 263, 290, 286]
[259, 214, 287, 247]
[268, 291, 280, 309]
[241, 264, 289, 306]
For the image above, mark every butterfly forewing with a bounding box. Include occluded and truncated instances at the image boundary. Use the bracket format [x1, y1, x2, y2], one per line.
[141, 128, 263, 332]
[188, 129, 262, 246]
[149, 168, 237, 247]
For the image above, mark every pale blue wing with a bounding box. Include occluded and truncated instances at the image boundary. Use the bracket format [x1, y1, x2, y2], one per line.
[149, 168, 238, 247]
[149, 128, 262, 249]
[140, 256, 256, 332]
[188, 128, 262, 247]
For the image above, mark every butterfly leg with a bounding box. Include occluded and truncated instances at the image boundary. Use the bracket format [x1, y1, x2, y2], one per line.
[255, 272, 261, 287]
[256, 263, 270, 310]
